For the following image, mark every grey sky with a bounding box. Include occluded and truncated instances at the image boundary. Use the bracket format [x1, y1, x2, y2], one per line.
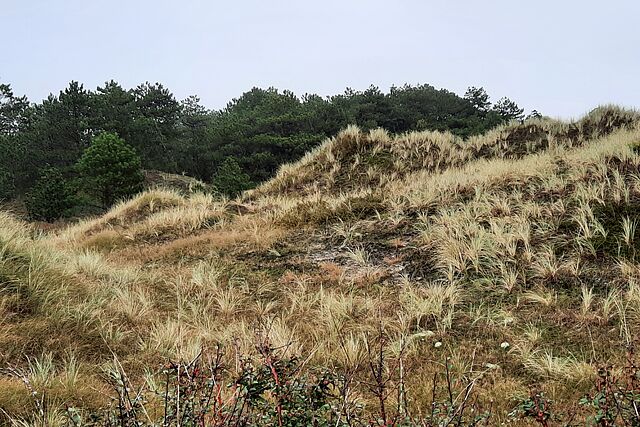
[2, 0, 639, 118]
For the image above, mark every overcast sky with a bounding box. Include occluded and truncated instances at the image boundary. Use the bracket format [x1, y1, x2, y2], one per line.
[2, 0, 639, 118]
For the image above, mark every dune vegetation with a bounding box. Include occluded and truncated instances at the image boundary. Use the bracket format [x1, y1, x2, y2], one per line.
[2, 106, 640, 425]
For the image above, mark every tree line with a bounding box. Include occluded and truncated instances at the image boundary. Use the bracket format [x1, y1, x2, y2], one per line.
[0, 80, 531, 219]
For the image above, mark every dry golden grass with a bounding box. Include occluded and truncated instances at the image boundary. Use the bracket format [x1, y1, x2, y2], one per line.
[3, 106, 640, 421]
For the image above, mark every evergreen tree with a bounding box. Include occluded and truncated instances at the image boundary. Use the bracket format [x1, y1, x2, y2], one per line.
[526, 109, 543, 120]
[493, 97, 525, 122]
[25, 167, 74, 221]
[0, 82, 30, 134]
[213, 157, 252, 198]
[77, 132, 144, 206]
[0, 79, 530, 203]
[0, 167, 14, 201]
[464, 86, 492, 112]
[131, 82, 181, 170]
[92, 80, 136, 140]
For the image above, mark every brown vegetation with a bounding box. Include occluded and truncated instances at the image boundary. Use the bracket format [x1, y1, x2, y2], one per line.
[2, 106, 640, 424]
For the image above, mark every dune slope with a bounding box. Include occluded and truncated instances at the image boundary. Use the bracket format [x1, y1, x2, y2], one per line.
[2, 106, 640, 423]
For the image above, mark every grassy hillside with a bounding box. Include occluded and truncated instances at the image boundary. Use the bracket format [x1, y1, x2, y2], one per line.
[2, 106, 640, 425]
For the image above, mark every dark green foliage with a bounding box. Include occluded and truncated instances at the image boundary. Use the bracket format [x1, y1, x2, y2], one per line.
[77, 133, 144, 206]
[25, 167, 75, 221]
[387, 84, 496, 137]
[0, 167, 14, 201]
[493, 97, 525, 122]
[0, 79, 529, 208]
[91, 81, 136, 144]
[464, 87, 528, 128]
[527, 109, 543, 120]
[0, 87, 30, 193]
[129, 82, 182, 170]
[0, 83, 30, 134]
[0, 135, 16, 201]
[31, 81, 93, 169]
[207, 87, 330, 183]
[212, 157, 253, 198]
[464, 86, 492, 112]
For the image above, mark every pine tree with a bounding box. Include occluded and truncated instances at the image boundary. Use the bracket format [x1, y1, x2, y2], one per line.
[26, 167, 74, 221]
[213, 157, 252, 198]
[464, 86, 492, 112]
[77, 132, 144, 206]
[493, 97, 525, 122]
